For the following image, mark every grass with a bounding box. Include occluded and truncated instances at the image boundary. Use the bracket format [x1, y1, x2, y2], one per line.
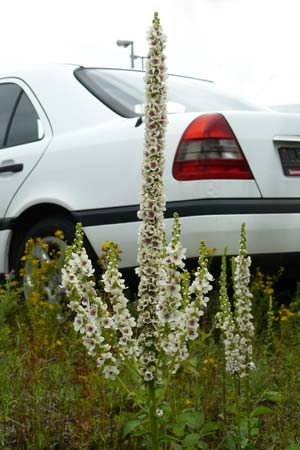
[1, 265, 300, 449]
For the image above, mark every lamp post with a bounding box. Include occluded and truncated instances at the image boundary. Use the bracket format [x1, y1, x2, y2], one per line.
[134, 55, 148, 70]
[116, 40, 148, 70]
[116, 40, 135, 69]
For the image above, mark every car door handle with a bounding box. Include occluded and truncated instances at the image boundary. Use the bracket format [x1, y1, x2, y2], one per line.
[0, 163, 24, 173]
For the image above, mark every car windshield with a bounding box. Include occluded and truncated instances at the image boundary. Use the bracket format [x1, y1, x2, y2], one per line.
[75, 68, 265, 118]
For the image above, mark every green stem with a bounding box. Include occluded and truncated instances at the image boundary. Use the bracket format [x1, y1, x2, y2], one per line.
[116, 375, 132, 397]
[245, 373, 251, 444]
[222, 352, 227, 424]
[149, 380, 160, 450]
[235, 376, 241, 450]
[116, 376, 147, 412]
[123, 356, 141, 378]
[6, 416, 26, 428]
[265, 295, 273, 353]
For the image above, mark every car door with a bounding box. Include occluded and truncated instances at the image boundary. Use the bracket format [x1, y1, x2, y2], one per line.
[0, 78, 52, 219]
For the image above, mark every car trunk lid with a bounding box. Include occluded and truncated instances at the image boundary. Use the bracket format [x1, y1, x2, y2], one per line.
[222, 110, 300, 197]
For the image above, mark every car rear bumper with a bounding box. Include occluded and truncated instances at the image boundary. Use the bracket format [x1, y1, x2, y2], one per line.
[179, 213, 300, 256]
[83, 212, 300, 268]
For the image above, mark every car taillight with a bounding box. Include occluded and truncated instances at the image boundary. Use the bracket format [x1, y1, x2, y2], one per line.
[172, 113, 253, 180]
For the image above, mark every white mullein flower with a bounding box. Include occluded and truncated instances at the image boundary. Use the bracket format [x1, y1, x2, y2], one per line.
[73, 315, 84, 333]
[156, 213, 187, 367]
[156, 228, 213, 375]
[232, 223, 255, 377]
[136, 12, 168, 382]
[63, 223, 137, 380]
[184, 241, 213, 342]
[103, 365, 120, 381]
[156, 408, 163, 417]
[216, 250, 241, 375]
[217, 225, 255, 378]
[62, 13, 213, 388]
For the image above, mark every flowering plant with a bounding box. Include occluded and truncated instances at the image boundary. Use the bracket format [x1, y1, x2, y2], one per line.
[216, 224, 256, 448]
[61, 12, 213, 449]
[216, 224, 255, 378]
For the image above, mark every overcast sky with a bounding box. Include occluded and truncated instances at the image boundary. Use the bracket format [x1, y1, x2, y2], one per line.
[1, 0, 300, 106]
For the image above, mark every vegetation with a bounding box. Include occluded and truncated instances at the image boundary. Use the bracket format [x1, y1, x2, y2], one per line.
[1, 255, 300, 449]
[1, 12, 300, 450]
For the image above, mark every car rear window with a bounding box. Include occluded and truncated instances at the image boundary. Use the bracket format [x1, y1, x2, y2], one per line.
[75, 68, 265, 118]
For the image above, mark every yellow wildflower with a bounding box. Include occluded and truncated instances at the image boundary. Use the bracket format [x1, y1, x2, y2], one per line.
[102, 240, 121, 254]
[279, 306, 297, 321]
[55, 230, 65, 240]
[202, 357, 218, 370]
[102, 240, 112, 251]
[265, 288, 274, 295]
[52, 339, 63, 348]
[207, 247, 217, 257]
[184, 399, 193, 407]
[29, 291, 40, 305]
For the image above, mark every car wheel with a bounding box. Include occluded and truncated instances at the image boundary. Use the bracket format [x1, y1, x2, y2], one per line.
[12, 215, 76, 304]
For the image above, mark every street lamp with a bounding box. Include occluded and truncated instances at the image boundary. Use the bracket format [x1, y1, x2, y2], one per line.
[134, 55, 148, 70]
[116, 40, 135, 69]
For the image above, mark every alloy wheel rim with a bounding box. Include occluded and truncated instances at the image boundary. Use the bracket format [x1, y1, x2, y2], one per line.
[23, 235, 67, 304]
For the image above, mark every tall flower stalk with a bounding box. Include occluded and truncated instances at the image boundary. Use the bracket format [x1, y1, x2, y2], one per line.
[136, 11, 168, 384]
[232, 223, 255, 444]
[216, 250, 230, 423]
[62, 12, 213, 450]
[216, 224, 255, 378]
[216, 224, 255, 448]
[232, 223, 255, 379]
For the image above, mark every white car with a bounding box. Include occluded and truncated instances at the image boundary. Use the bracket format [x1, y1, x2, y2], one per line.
[271, 104, 300, 113]
[1, 64, 300, 297]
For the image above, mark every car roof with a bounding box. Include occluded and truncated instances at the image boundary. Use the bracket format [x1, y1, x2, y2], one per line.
[0, 64, 216, 134]
[0, 63, 214, 88]
[0, 63, 81, 79]
[0, 64, 265, 133]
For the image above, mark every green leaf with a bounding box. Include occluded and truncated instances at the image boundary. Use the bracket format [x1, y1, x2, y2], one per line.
[200, 330, 211, 342]
[241, 437, 250, 449]
[38, 433, 47, 449]
[263, 390, 283, 403]
[183, 432, 201, 448]
[224, 433, 237, 450]
[182, 357, 199, 376]
[132, 430, 150, 437]
[170, 443, 182, 450]
[172, 424, 185, 437]
[251, 406, 273, 417]
[159, 435, 179, 443]
[177, 411, 204, 430]
[122, 419, 143, 438]
[200, 421, 223, 436]
[284, 446, 300, 450]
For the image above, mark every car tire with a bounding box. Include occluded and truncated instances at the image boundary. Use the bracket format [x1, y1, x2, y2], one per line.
[12, 215, 77, 303]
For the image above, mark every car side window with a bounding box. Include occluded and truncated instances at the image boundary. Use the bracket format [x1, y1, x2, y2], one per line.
[0, 82, 41, 149]
[0, 83, 22, 149]
[6, 91, 40, 147]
